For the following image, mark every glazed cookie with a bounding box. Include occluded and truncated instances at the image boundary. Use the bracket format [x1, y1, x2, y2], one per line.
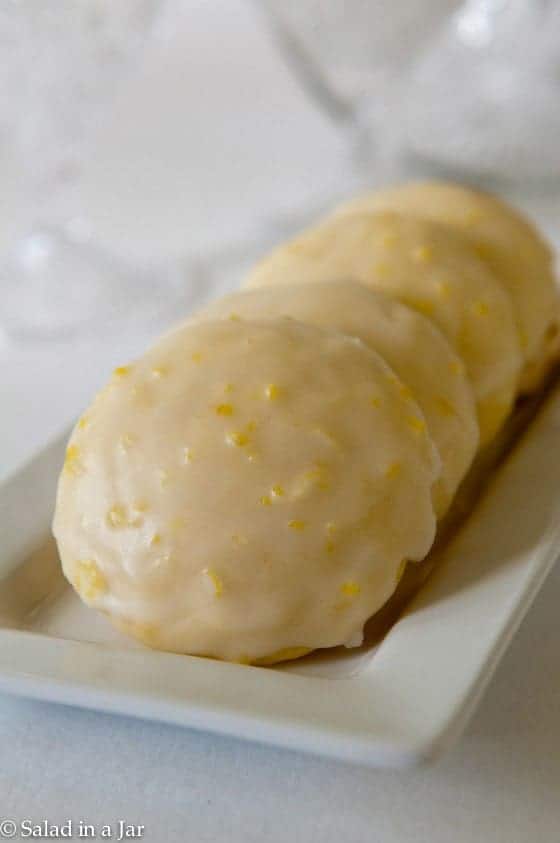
[194, 282, 478, 517]
[334, 180, 558, 374]
[245, 211, 522, 446]
[53, 319, 440, 664]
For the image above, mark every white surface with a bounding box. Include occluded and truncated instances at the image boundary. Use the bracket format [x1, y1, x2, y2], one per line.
[82, 0, 347, 262]
[0, 0, 559, 837]
[3, 387, 559, 770]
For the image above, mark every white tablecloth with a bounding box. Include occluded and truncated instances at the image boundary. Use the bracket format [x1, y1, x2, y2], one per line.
[1, 3, 559, 839]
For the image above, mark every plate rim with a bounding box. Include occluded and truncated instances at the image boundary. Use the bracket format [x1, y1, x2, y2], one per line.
[1, 389, 560, 768]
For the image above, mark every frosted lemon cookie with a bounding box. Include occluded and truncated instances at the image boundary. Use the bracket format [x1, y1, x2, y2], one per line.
[246, 211, 522, 446]
[334, 180, 558, 376]
[53, 319, 439, 664]
[195, 282, 478, 517]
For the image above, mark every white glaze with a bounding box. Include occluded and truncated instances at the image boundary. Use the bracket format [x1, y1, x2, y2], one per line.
[195, 282, 478, 516]
[246, 210, 523, 446]
[53, 319, 440, 663]
[334, 180, 557, 370]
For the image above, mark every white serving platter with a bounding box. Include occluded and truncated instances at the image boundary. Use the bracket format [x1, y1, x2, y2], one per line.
[1, 383, 560, 769]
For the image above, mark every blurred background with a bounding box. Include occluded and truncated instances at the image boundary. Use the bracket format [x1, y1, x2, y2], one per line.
[1, 0, 559, 476]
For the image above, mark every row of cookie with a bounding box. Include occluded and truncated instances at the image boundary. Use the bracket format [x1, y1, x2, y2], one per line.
[200, 181, 558, 515]
[53, 182, 558, 664]
[245, 181, 558, 445]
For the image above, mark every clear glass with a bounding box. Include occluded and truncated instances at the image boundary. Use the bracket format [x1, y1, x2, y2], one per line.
[404, 0, 560, 187]
[0, 0, 181, 341]
[258, 0, 560, 190]
[257, 0, 458, 184]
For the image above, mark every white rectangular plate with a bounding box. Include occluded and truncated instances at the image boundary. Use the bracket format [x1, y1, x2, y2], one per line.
[1, 385, 560, 768]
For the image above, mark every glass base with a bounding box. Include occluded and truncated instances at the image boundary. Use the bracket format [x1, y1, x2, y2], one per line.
[1, 227, 186, 341]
